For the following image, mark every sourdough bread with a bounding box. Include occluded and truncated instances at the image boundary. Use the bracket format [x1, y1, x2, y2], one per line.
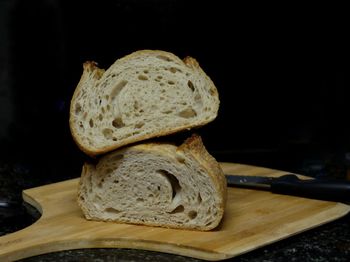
[69, 50, 219, 156]
[77, 135, 227, 231]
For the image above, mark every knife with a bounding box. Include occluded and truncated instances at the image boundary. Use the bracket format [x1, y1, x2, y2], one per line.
[225, 174, 350, 202]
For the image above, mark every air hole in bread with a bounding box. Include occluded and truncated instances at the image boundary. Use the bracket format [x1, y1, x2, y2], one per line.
[169, 205, 184, 214]
[136, 198, 144, 202]
[106, 105, 111, 111]
[169, 67, 178, 73]
[102, 128, 113, 139]
[143, 70, 149, 74]
[75, 91, 81, 98]
[133, 101, 139, 110]
[209, 88, 216, 96]
[168, 80, 175, 85]
[110, 80, 128, 101]
[113, 180, 119, 184]
[176, 155, 185, 164]
[138, 75, 148, 81]
[156, 55, 173, 62]
[178, 107, 197, 118]
[187, 80, 195, 92]
[160, 83, 165, 87]
[157, 75, 163, 79]
[98, 114, 103, 121]
[135, 122, 144, 129]
[75, 103, 82, 115]
[194, 94, 201, 104]
[83, 112, 88, 120]
[205, 221, 213, 227]
[188, 211, 197, 219]
[112, 117, 125, 128]
[105, 207, 121, 214]
[157, 170, 181, 199]
[93, 195, 102, 202]
[197, 193, 202, 204]
[89, 119, 94, 128]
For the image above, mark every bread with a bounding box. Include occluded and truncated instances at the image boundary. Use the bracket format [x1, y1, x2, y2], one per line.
[69, 50, 220, 156]
[77, 134, 227, 231]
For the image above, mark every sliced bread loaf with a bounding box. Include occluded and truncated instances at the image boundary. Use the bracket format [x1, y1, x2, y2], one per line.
[69, 50, 219, 156]
[77, 134, 227, 231]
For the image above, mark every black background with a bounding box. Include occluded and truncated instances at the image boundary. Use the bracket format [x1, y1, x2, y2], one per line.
[0, 0, 349, 181]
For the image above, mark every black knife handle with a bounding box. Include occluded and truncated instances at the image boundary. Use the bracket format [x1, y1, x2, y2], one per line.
[270, 175, 350, 202]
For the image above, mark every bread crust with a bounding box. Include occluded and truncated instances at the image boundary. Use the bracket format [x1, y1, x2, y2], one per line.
[69, 61, 105, 156]
[69, 50, 219, 156]
[178, 134, 227, 222]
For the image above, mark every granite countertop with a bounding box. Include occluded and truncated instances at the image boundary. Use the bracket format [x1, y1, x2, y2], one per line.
[1, 157, 350, 262]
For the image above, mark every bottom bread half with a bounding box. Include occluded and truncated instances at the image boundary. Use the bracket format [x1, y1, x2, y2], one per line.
[78, 136, 226, 231]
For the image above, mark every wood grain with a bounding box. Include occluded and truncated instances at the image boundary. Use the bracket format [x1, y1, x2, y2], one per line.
[0, 162, 349, 261]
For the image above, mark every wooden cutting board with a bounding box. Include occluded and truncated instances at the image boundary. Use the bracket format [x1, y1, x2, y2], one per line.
[1, 162, 349, 261]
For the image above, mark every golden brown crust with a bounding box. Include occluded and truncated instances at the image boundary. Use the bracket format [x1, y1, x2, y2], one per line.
[177, 134, 227, 226]
[69, 62, 100, 156]
[183, 56, 200, 68]
[183, 56, 219, 99]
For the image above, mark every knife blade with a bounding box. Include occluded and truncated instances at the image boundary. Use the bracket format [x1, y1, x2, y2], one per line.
[225, 174, 350, 202]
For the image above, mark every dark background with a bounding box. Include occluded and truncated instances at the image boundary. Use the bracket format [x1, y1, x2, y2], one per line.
[0, 0, 349, 184]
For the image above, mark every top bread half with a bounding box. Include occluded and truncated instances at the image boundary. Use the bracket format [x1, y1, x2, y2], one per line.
[69, 50, 220, 156]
